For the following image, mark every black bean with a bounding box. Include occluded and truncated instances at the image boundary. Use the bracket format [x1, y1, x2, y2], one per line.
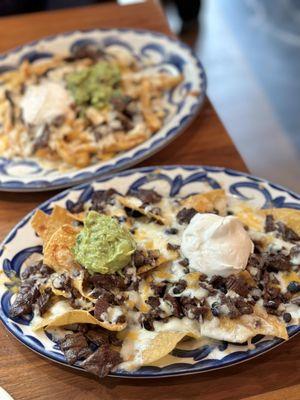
[211, 302, 221, 317]
[287, 281, 300, 293]
[165, 228, 178, 235]
[283, 312, 292, 323]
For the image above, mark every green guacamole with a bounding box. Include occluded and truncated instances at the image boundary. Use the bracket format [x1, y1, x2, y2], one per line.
[66, 61, 121, 109]
[73, 211, 135, 275]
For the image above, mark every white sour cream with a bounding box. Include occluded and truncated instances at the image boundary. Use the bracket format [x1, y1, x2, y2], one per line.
[21, 81, 72, 126]
[181, 213, 254, 277]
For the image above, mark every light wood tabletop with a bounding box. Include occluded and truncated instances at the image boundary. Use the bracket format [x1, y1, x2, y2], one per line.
[0, 1, 298, 400]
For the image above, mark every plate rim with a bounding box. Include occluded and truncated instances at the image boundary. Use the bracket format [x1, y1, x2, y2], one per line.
[0, 28, 207, 192]
[0, 164, 299, 378]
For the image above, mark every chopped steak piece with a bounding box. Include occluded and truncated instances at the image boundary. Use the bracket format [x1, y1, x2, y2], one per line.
[165, 228, 178, 235]
[172, 280, 187, 295]
[275, 221, 300, 242]
[124, 207, 144, 218]
[265, 214, 276, 233]
[123, 265, 139, 291]
[179, 258, 189, 267]
[265, 285, 281, 300]
[225, 275, 250, 297]
[108, 332, 123, 347]
[247, 254, 264, 271]
[132, 249, 160, 270]
[167, 243, 180, 251]
[199, 281, 217, 295]
[140, 314, 155, 331]
[60, 332, 92, 365]
[86, 329, 108, 346]
[67, 200, 84, 214]
[52, 115, 65, 127]
[90, 273, 126, 291]
[150, 282, 167, 297]
[263, 298, 281, 311]
[221, 296, 241, 319]
[81, 344, 122, 377]
[210, 275, 227, 293]
[71, 43, 106, 61]
[111, 95, 132, 112]
[132, 249, 146, 268]
[146, 296, 160, 309]
[176, 208, 197, 225]
[116, 315, 126, 324]
[164, 294, 182, 318]
[129, 188, 162, 204]
[180, 296, 208, 319]
[234, 298, 253, 314]
[52, 273, 71, 291]
[21, 261, 53, 280]
[10, 281, 39, 317]
[264, 253, 291, 272]
[94, 296, 110, 320]
[90, 189, 117, 212]
[36, 288, 52, 316]
[32, 124, 51, 153]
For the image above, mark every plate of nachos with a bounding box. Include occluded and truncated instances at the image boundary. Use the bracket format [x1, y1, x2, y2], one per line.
[0, 30, 205, 191]
[0, 166, 299, 378]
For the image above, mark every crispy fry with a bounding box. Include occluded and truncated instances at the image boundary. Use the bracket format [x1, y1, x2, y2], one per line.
[140, 79, 162, 133]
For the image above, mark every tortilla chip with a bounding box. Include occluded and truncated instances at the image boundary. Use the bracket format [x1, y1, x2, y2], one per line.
[119, 330, 186, 371]
[119, 317, 201, 371]
[201, 305, 288, 343]
[31, 300, 126, 332]
[260, 208, 300, 236]
[43, 224, 80, 272]
[117, 195, 167, 225]
[31, 206, 84, 245]
[43, 206, 82, 244]
[31, 209, 50, 241]
[182, 189, 227, 216]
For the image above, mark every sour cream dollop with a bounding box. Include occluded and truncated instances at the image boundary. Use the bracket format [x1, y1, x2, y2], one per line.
[181, 213, 254, 277]
[21, 81, 72, 126]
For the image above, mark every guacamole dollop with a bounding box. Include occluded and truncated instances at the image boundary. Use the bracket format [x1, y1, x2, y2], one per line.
[73, 211, 135, 275]
[66, 61, 121, 108]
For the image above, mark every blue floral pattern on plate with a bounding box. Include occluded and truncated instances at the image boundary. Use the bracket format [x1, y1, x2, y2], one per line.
[0, 29, 206, 192]
[0, 166, 299, 378]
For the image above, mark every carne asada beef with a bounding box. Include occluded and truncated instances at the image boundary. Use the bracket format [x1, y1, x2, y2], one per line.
[81, 344, 122, 377]
[176, 208, 197, 225]
[128, 188, 162, 204]
[60, 332, 92, 365]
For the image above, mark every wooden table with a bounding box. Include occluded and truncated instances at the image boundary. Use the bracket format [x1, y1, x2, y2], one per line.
[0, 2, 298, 400]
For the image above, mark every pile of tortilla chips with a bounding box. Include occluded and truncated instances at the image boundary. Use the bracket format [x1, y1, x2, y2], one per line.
[27, 188, 299, 372]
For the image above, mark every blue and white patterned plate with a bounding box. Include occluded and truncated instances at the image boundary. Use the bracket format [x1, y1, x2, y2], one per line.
[0, 29, 205, 192]
[0, 166, 299, 378]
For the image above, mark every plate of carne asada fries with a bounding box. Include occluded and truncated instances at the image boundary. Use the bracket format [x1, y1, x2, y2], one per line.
[0, 29, 205, 191]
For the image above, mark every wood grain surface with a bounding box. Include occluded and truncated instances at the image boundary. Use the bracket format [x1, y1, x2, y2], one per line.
[0, 1, 298, 400]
